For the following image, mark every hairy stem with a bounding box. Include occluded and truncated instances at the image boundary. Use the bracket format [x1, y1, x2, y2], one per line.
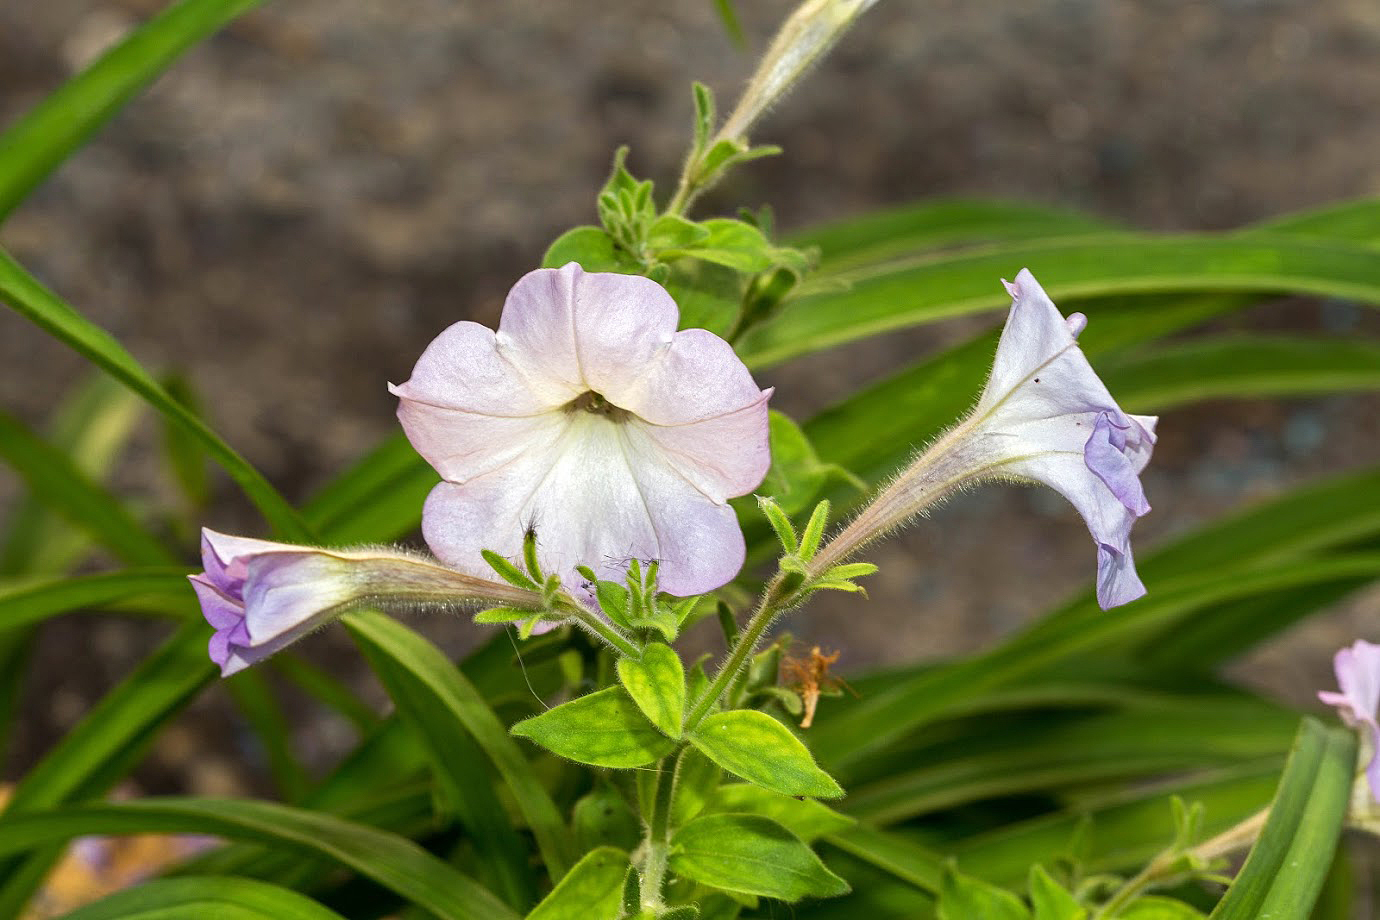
[638, 754, 680, 909]
[684, 576, 786, 731]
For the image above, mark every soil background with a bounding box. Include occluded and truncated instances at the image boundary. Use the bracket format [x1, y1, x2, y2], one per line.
[1, 0, 1378, 902]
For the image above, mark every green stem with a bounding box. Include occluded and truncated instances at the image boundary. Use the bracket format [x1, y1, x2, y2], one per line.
[638, 754, 680, 910]
[567, 606, 642, 659]
[684, 576, 786, 732]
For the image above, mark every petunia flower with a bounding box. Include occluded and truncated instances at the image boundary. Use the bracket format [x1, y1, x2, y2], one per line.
[811, 268, 1156, 609]
[1319, 639, 1380, 803]
[189, 528, 543, 676]
[391, 262, 772, 599]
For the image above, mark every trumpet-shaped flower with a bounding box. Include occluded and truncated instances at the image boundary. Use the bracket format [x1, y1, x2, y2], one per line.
[968, 269, 1157, 608]
[811, 269, 1155, 609]
[392, 262, 772, 598]
[1319, 639, 1380, 802]
[190, 529, 541, 676]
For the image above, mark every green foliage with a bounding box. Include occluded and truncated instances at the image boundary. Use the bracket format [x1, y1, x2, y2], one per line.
[528, 847, 629, 920]
[669, 814, 850, 901]
[1, 4, 1378, 916]
[617, 643, 688, 739]
[687, 710, 842, 798]
[512, 687, 678, 768]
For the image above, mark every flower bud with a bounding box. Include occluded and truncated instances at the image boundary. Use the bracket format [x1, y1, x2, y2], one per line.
[189, 529, 542, 676]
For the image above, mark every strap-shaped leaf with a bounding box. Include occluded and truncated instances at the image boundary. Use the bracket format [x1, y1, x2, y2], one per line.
[527, 847, 628, 920]
[1102, 335, 1380, 412]
[0, 798, 518, 920]
[512, 686, 676, 768]
[688, 710, 842, 798]
[738, 235, 1380, 368]
[706, 783, 854, 842]
[670, 814, 849, 901]
[822, 823, 945, 893]
[0, 411, 173, 566]
[0, 0, 262, 219]
[1209, 718, 1356, 919]
[0, 248, 308, 540]
[303, 433, 436, 544]
[57, 875, 346, 920]
[617, 642, 686, 738]
[0, 569, 191, 631]
[344, 611, 574, 882]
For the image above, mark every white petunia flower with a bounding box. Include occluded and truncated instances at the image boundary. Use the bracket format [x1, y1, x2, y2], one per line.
[391, 262, 772, 598]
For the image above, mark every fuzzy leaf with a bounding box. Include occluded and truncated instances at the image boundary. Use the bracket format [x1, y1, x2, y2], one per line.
[1028, 865, 1086, 920]
[669, 814, 849, 901]
[512, 687, 676, 768]
[688, 710, 842, 798]
[616, 643, 686, 738]
[938, 866, 1031, 920]
[707, 784, 854, 842]
[527, 847, 628, 920]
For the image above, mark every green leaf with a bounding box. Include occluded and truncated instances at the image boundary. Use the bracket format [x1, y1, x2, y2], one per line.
[738, 235, 1380, 368]
[0, 0, 262, 219]
[56, 875, 347, 920]
[158, 372, 213, 510]
[788, 199, 1116, 273]
[302, 433, 436, 544]
[0, 624, 215, 913]
[0, 371, 143, 575]
[1208, 718, 1356, 919]
[0, 569, 191, 631]
[617, 643, 686, 738]
[706, 784, 854, 842]
[0, 248, 309, 540]
[1027, 865, 1085, 920]
[543, 226, 639, 273]
[573, 787, 641, 853]
[527, 846, 629, 920]
[1119, 898, 1208, 919]
[671, 746, 723, 828]
[662, 218, 778, 273]
[512, 686, 677, 768]
[750, 411, 861, 517]
[937, 866, 1031, 920]
[648, 214, 711, 250]
[1100, 335, 1380, 412]
[823, 822, 946, 894]
[225, 670, 310, 803]
[0, 798, 520, 920]
[669, 814, 849, 901]
[688, 710, 842, 798]
[343, 611, 575, 882]
[0, 410, 174, 567]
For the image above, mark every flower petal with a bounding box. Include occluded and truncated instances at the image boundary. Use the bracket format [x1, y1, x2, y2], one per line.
[1084, 412, 1153, 515]
[188, 573, 243, 630]
[241, 552, 357, 644]
[979, 268, 1121, 419]
[421, 411, 745, 598]
[627, 395, 772, 502]
[610, 328, 770, 426]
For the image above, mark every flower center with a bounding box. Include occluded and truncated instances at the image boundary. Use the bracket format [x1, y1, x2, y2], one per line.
[567, 390, 631, 422]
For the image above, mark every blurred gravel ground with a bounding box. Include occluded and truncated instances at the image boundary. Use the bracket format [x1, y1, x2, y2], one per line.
[0, 0, 1378, 896]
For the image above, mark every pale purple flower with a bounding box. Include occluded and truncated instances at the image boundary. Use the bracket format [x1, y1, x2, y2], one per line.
[391, 262, 772, 599]
[1319, 639, 1380, 802]
[811, 269, 1155, 610]
[190, 529, 541, 676]
[968, 269, 1158, 608]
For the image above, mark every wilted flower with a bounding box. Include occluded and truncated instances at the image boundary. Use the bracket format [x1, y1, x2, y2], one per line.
[392, 262, 771, 599]
[811, 269, 1156, 609]
[1319, 639, 1380, 803]
[190, 529, 542, 676]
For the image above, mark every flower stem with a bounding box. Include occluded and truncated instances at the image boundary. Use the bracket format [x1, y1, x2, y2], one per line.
[684, 576, 786, 732]
[638, 754, 680, 910]
[566, 606, 642, 659]
[1091, 807, 1267, 918]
